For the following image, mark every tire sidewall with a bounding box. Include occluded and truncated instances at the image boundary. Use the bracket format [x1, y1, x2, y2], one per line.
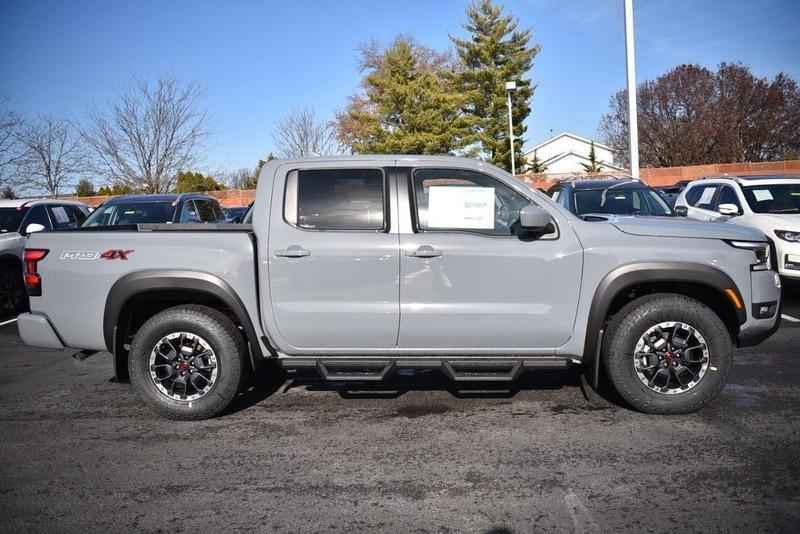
[605, 296, 733, 414]
[129, 308, 244, 419]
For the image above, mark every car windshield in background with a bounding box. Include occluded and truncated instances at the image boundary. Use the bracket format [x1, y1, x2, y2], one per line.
[742, 184, 800, 214]
[0, 207, 27, 233]
[574, 188, 672, 216]
[82, 202, 177, 226]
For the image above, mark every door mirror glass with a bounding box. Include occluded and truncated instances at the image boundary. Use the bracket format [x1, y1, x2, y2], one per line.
[519, 204, 551, 231]
[25, 223, 46, 234]
[718, 203, 740, 216]
[674, 206, 688, 216]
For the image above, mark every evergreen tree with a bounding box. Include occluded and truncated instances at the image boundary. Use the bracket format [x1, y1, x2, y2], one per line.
[528, 150, 547, 173]
[2, 186, 16, 199]
[75, 178, 95, 197]
[173, 171, 226, 193]
[335, 35, 479, 155]
[451, 0, 540, 171]
[580, 142, 604, 173]
[97, 184, 135, 196]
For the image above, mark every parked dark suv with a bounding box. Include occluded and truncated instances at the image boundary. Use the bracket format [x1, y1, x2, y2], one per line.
[547, 178, 673, 219]
[82, 193, 227, 227]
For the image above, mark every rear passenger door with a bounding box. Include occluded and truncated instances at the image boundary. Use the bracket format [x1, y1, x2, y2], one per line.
[266, 164, 400, 351]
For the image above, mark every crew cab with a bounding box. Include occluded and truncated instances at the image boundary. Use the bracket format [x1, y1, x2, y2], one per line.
[16, 156, 782, 419]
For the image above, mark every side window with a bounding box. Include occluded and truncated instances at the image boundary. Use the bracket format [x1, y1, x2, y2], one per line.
[66, 205, 87, 225]
[212, 202, 225, 222]
[21, 205, 52, 231]
[550, 190, 561, 202]
[194, 200, 217, 222]
[285, 169, 386, 231]
[48, 205, 75, 229]
[180, 201, 200, 223]
[688, 185, 717, 209]
[412, 168, 530, 236]
[716, 186, 741, 210]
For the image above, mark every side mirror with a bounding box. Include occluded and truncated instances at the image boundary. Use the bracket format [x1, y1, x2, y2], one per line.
[519, 204, 551, 231]
[674, 206, 688, 217]
[718, 203, 740, 216]
[24, 223, 45, 235]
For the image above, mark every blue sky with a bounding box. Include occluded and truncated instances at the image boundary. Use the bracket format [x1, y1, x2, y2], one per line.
[1, 0, 798, 173]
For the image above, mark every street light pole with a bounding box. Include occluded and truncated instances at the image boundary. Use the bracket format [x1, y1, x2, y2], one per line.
[505, 81, 517, 176]
[624, 0, 640, 179]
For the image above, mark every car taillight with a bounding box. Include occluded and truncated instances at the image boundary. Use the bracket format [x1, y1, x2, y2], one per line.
[24, 249, 49, 296]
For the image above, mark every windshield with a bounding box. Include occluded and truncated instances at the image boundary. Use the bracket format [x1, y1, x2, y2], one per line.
[742, 184, 800, 214]
[0, 207, 27, 233]
[82, 202, 177, 226]
[574, 188, 672, 216]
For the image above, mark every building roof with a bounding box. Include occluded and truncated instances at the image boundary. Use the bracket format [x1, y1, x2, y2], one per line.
[526, 131, 614, 154]
[537, 149, 625, 171]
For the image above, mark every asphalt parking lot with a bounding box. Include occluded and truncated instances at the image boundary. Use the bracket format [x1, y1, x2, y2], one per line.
[1, 295, 799, 533]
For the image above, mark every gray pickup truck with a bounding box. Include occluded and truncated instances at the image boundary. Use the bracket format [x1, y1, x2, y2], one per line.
[17, 156, 782, 419]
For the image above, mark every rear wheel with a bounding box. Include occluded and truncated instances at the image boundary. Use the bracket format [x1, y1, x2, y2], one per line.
[128, 305, 247, 420]
[0, 263, 27, 319]
[602, 294, 732, 414]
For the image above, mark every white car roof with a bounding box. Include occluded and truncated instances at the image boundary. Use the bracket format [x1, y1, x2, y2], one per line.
[0, 198, 88, 208]
[687, 174, 800, 188]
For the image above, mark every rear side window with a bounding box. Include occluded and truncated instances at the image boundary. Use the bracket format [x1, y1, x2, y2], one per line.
[194, 200, 219, 222]
[285, 169, 386, 231]
[65, 205, 88, 225]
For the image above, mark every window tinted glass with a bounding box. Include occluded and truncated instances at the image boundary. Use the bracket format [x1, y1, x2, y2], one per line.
[717, 186, 741, 210]
[66, 205, 88, 225]
[573, 188, 671, 216]
[83, 202, 177, 226]
[194, 200, 218, 222]
[180, 201, 199, 222]
[48, 205, 79, 229]
[413, 169, 530, 236]
[742, 184, 800, 214]
[688, 185, 717, 209]
[0, 207, 27, 233]
[288, 169, 385, 231]
[23, 206, 52, 230]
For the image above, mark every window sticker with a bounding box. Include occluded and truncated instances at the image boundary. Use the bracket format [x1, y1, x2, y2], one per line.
[752, 189, 773, 202]
[427, 186, 495, 229]
[697, 187, 715, 205]
[51, 206, 70, 223]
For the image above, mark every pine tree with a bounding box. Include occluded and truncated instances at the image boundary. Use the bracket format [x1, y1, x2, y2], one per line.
[173, 171, 226, 193]
[451, 0, 540, 172]
[528, 150, 547, 173]
[75, 178, 95, 197]
[580, 142, 604, 173]
[335, 35, 479, 155]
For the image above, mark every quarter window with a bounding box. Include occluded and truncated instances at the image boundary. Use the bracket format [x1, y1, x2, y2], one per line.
[412, 169, 530, 236]
[285, 169, 386, 231]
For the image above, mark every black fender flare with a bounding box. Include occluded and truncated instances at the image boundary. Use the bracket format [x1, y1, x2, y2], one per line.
[582, 262, 746, 369]
[104, 270, 265, 377]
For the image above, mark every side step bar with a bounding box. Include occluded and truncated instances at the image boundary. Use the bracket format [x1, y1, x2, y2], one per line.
[278, 358, 572, 382]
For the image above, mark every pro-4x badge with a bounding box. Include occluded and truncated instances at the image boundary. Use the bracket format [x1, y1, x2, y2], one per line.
[100, 249, 134, 260]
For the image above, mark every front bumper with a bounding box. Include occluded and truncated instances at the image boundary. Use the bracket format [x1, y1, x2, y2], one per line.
[738, 271, 782, 347]
[17, 312, 66, 349]
[776, 239, 800, 279]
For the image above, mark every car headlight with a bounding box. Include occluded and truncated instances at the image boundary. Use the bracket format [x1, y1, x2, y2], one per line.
[774, 230, 800, 242]
[728, 240, 771, 271]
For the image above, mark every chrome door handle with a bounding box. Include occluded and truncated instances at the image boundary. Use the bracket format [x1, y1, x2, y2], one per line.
[275, 245, 310, 258]
[406, 245, 442, 258]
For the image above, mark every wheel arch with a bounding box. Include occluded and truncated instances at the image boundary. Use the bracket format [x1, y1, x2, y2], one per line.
[582, 262, 746, 369]
[104, 270, 265, 381]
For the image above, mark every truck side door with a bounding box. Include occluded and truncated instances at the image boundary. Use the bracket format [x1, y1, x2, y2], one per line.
[397, 167, 583, 350]
[265, 164, 400, 350]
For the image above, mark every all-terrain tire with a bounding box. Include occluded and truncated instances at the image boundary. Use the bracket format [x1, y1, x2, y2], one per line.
[602, 293, 733, 414]
[128, 305, 247, 420]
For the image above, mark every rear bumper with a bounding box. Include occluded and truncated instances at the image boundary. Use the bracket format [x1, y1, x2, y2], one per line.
[17, 312, 66, 349]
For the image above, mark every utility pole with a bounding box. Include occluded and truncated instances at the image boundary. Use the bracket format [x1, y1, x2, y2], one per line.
[624, 0, 639, 179]
[506, 81, 517, 176]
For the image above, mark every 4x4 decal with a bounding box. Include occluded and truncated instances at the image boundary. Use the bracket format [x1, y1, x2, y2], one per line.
[59, 249, 134, 260]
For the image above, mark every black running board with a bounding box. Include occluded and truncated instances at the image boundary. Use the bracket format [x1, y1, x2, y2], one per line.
[278, 357, 572, 382]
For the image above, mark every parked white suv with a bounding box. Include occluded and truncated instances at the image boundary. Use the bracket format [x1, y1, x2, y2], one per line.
[674, 175, 800, 282]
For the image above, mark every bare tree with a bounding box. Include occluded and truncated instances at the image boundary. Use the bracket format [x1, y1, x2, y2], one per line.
[224, 167, 258, 190]
[81, 75, 211, 193]
[0, 97, 24, 188]
[15, 115, 84, 197]
[272, 107, 340, 158]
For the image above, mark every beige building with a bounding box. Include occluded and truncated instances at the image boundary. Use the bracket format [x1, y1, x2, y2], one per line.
[524, 132, 625, 174]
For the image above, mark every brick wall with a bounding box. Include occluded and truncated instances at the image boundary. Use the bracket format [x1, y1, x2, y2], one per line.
[63, 159, 800, 206]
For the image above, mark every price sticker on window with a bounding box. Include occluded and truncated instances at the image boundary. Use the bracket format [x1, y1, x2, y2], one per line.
[752, 189, 773, 202]
[427, 186, 495, 229]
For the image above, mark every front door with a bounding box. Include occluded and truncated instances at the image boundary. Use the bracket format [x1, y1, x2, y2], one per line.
[398, 167, 583, 351]
[266, 165, 400, 351]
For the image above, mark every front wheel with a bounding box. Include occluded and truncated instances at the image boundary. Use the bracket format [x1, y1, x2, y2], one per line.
[602, 294, 733, 414]
[128, 305, 247, 420]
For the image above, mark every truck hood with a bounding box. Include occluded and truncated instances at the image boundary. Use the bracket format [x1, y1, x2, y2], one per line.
[609, 216, 767, 241]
